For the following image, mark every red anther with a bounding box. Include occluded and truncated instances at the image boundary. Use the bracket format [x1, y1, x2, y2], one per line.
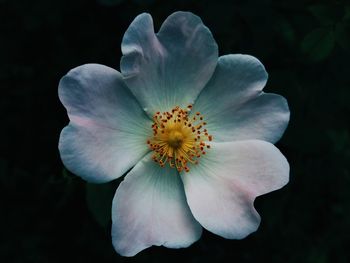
[148, 105, 211, 171]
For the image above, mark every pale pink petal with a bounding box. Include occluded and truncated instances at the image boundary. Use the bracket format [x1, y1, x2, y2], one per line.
[112, 153, 202, 256]
[59, 64, 152, 183]
[181, 140, 289, 239]
[192, 55, 289, 143]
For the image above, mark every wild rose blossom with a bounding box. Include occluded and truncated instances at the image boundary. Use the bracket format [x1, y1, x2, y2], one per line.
[58, 11, 290, 256]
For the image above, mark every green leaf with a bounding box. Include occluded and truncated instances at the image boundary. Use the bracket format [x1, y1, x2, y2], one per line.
[274, 16, 296, 44]
[343, 5, 350, 23]
[308, 4, 339, 26]
[86, 182, 117, 228]
[301, 28, 335, 62]
[335, 23, 350, 52]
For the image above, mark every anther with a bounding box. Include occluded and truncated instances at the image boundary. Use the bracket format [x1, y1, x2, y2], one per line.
[147, 106, 212, 172]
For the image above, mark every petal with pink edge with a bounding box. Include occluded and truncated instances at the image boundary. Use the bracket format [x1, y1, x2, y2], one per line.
[192, 55, 290, 143]
[59, 64, 152, 183]
[181, 140, 289, 239]
[112, 153, 202, 257]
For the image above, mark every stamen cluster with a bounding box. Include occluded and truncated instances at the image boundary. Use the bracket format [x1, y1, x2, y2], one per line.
[147, 105, 213, 172]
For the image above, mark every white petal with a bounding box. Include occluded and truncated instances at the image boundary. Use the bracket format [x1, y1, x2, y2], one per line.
[192, 55, 290, 143]
[181, 140, 289, 239]
[121, 12, 218, 116]
[59, 64, 152, 183]
[111, 153, 202, 257]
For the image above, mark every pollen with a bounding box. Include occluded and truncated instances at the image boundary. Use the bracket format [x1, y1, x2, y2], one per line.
[147, 105, 213, 172]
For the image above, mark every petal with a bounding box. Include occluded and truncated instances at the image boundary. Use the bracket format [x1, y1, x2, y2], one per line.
[121, 12, 218, 116]
[192, 55, 290, 143]
[181, 140, 289, 239]
[58, 64, 150, 130]
[58, 64, 152, 183]
[112, 153, 202, 256]
[59, 124, 149, 183]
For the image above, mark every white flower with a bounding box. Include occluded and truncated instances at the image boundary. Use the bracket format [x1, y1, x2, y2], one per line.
[58, 11, 290, 257]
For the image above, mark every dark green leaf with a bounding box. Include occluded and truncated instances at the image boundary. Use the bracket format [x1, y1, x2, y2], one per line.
[335, 23, 350, 52]
[308, 4, 339, 26]
[343, 5, 350, 23]
[301, 28, 335, 62]
[274, 16, 295, 44]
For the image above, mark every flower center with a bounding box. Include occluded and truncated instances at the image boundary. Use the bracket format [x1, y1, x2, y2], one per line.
[167, 130, 184, 148]
[147, 105, 213, 172]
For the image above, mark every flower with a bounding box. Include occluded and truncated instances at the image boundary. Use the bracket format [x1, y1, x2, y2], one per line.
[58, 11, 290, 257]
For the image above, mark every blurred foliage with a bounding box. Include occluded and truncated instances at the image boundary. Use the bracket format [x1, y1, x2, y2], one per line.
[86, 180, 118, 229]
[301, 27, 335, 62]
[1, 0, 350, 262]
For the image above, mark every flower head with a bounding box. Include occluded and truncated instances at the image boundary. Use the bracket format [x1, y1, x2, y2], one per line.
[58, 11, 290, 257]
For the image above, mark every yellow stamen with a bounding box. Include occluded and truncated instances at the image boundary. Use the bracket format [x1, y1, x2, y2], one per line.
[147, 105, 213, 172]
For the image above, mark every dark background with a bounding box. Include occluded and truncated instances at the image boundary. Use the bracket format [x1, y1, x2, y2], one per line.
[1, 0, 350, 262]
